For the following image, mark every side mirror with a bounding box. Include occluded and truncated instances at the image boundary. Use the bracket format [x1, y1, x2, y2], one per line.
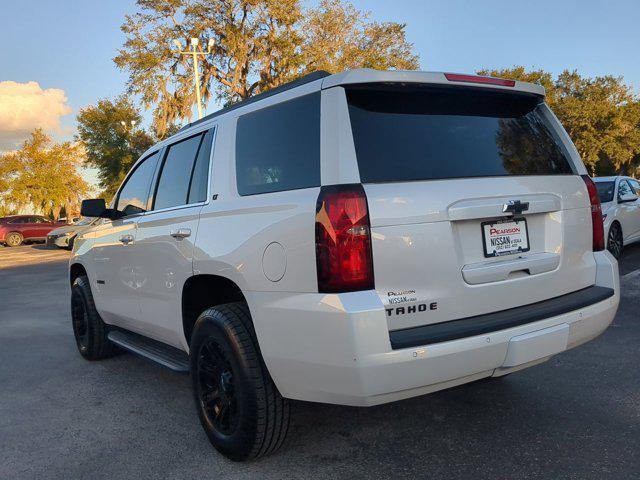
[618, 193, 638, 203]
[80, 199, 123, 220]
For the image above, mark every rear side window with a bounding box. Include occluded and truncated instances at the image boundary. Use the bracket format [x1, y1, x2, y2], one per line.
[346, 85, 574, 183]
[187, 129, 214, 204]
[595, 181, 615, 203]
[235, 93, 320, 195]
[154, 134, 204, 210]
[629, 179, 640, 195]
[117, 152, 160, 216]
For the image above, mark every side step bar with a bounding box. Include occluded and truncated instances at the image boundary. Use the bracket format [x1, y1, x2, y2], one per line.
[107, 330, 190, 373]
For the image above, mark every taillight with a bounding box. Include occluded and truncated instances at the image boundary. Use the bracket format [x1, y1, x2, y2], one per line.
[581, 175, 605, 251]
[444, 73, 516, 87]
[315, 184, 374, 293]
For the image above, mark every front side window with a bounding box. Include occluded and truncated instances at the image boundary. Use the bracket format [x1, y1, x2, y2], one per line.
[154, 134, 204, 210]
[116, 152, 160, 216]
[346, 85, 574, 183]
[235, 93, 321, 196]
[618, 180, 633, 200]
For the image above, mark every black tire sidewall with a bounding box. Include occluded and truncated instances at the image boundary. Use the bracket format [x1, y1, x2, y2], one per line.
[71, 276, 113, 360]
[190, 310, 260, 461]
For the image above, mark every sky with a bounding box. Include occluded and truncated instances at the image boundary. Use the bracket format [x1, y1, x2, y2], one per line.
[1, 0, 639, 184]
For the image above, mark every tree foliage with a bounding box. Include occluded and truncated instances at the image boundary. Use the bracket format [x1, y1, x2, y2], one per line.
[478, 67, 640, 175]
[76, 96, 155, 200]
[0, 129, 90, 219]
[114, 0, 419, 136]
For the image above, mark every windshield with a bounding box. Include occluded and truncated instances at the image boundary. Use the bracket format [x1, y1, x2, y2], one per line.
[346, 85, 574, 183]
[595, 181, 615, 203]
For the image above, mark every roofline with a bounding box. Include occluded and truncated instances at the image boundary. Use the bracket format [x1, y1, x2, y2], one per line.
[178, 70, 331, 133]
[179, 69, 545, 134]
[144, 68, 547, 160]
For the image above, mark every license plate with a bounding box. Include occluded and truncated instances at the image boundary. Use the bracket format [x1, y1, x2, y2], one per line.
[481, 218, 530, 258]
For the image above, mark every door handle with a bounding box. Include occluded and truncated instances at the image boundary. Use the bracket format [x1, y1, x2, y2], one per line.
[119, 234, 134, 245]
[170, 228, 191, 239]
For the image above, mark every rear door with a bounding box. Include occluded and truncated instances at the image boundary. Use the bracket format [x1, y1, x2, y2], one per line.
[23, 216, 48, 239]
[131, 128, 214, 347]
[343, 84, 595, 332]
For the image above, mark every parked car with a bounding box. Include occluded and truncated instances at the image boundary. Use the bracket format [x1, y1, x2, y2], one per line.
[46, 217, 98, 250]
[0, 215, 66, 247]
[593, 176, 640, 259]
[70, 70, 620, 461]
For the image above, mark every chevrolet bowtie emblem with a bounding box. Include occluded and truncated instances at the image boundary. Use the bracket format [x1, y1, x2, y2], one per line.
[502, 200, 529, 215]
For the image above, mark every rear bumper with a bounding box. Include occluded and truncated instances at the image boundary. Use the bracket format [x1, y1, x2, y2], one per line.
[249, 251, 619, 406]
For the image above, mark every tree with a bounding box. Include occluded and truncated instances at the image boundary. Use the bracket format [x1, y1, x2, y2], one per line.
[302, 0, 418, 74]
[114, 0, 419, 136]
[0, 129, 90, 219]
[477, 67, 640, 175]
[76, 96, 155, 200]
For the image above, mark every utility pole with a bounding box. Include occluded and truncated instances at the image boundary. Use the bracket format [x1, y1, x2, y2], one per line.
[172, 38, 215, 119]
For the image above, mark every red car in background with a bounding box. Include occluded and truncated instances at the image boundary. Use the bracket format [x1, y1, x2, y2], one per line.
[0, 215, 67, 247]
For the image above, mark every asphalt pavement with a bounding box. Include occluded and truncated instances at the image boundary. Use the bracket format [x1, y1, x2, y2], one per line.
[1, 244, 639, 479]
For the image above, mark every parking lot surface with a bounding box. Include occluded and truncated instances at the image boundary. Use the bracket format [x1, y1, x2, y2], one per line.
[1, 244, 639, 479]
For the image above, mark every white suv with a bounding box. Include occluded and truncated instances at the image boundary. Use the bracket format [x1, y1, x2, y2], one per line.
[71, 69, 620, 461]
[593, 176, 640, 259]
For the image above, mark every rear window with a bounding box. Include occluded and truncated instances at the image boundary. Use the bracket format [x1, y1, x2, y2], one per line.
[235, 93, 320, 195]
[346, 85, 574, 183]
[595, 181, 615, 203]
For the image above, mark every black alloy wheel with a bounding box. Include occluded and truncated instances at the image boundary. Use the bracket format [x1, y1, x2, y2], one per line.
[607, 223, 623, 259]
[196, 338, 239, 436]
[71, 289, 90, 353]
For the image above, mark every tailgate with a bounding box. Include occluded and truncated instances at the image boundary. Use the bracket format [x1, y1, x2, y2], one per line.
[344, 82, 595, 332]
[365, 177, 595, 331]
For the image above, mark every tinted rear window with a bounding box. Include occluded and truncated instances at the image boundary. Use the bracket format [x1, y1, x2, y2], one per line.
[595, 181, 615, 203]
[346, 85, 574, 183]
[236, 93, 320, 195]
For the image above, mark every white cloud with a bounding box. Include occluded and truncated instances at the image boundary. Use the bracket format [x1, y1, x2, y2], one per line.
[0, 81, 72, 151]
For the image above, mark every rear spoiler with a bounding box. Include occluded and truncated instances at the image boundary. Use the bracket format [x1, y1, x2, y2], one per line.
[322, 69, 545, 97]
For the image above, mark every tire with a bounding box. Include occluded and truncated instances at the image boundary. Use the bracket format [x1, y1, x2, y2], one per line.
[5, 232, 23, 247]
[190, 302, 290, 461]
[71, 275, 116, 360]
[607, 222, 623, 259]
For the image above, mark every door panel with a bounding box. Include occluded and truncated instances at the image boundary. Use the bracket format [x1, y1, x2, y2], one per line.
[91, 150, 162, 328]
[23, 218, 44, 238]
[90, 218, 141, 327]
[132, 206, 202, 347]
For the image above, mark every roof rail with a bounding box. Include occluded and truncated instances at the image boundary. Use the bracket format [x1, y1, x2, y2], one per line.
[178, 70, 331, 132]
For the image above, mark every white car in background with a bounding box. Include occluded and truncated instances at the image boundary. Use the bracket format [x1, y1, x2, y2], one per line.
[46, 217, 97, 249]
[593, 176, 640, 258]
